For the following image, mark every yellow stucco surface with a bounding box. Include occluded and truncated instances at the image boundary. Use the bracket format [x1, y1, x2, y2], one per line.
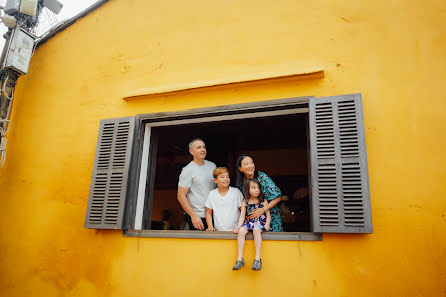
[1, 0, 446, 296]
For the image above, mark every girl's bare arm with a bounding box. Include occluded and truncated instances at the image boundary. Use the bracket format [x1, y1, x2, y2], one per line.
[233, 201, 247, 233]
[263, 200, 271, 231]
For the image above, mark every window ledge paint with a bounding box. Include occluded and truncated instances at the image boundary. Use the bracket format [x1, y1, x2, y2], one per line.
[124, 230, 322, 241]
[122, 67, 325, 101]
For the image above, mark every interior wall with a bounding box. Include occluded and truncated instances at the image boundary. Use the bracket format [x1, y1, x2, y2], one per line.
[151, 189, 184, 229]
[0, 0, 445, 296]
[241, 148, 308, 176]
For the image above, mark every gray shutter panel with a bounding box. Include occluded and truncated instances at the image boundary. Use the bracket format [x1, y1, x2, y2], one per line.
[84, 117, 136, 229]
[309, 94, 372, 233]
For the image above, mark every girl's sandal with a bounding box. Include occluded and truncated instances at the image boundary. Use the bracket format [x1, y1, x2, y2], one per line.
[232, 259, 245, 270]
[252, 259, 262, 271]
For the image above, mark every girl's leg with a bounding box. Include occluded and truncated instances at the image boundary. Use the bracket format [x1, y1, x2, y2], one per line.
[253, 228, 262, 260]
[237, 227, 249, 260]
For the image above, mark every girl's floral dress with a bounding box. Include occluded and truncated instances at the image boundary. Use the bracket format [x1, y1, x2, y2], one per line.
[242, 203, 267, 230]
[239, 171, 283, 232]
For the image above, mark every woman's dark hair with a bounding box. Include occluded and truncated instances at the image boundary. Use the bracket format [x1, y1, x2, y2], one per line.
[235, 154, 259, 191]
[243, 178, 264, 204]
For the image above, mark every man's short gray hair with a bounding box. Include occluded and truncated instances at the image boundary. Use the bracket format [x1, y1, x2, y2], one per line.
[188, 138, 204, 150]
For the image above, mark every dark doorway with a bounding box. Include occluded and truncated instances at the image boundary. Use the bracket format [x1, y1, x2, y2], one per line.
[148, 113, 311, 232]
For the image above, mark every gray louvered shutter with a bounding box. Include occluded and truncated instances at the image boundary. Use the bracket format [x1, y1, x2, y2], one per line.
[309, 94, 372, 233]
[84, 117, 136, 229]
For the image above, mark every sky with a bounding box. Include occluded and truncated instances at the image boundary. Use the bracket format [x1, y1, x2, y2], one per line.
[54, 0, 99, 21]
[0, 0, 99, 49]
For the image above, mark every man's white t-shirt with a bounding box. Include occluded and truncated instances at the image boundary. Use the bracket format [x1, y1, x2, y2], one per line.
[178, 160, 216, 218]
[205, 187, 243, 231]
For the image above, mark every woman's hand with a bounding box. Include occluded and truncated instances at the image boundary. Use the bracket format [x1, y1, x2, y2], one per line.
[206, 227, 215, 232]
[249, 207, 266, 219]
[265, 224, 270, 231]
[233, 227, 240, 234]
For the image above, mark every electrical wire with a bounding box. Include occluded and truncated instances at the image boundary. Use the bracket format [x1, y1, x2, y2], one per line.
[31, 37, 42, 57]
[0, 76, 15, 168]
[2, 75, 13, 100]
[16, 15, 31, 29]
[0, 119, 11, 168]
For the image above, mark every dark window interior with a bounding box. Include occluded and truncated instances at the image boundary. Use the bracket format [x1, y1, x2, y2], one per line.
[146, 113, 311, 232]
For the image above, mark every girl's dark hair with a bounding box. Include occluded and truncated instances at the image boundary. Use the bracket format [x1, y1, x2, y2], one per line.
[243, 178, 264, 204]
[235, 154, 259, 191]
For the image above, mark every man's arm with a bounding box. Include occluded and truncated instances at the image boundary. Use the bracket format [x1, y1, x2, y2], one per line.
[177, 186, 204, 230]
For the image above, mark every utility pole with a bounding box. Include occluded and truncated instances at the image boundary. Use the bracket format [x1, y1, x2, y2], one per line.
[0, 0, 63, 168]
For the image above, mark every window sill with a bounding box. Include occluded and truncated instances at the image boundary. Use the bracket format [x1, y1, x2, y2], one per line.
[124, 230, 321, 241]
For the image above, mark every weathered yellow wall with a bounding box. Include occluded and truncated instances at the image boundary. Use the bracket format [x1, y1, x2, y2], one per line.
[1, 0, 446, 296]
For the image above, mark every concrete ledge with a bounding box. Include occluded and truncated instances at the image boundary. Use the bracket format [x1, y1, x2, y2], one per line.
[123, 67, 324, 101]
[124, 230, 322, 241]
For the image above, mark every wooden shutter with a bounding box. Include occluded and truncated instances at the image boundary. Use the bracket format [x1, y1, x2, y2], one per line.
[309, 94, 372, 233]
[84, 117, 136, 229]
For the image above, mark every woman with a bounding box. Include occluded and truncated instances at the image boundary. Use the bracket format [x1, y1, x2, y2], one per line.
[236, 154, 283, 232]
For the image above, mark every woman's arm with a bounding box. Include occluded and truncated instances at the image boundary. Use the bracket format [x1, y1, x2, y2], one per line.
[264, 197, 281, 211]
[205, 208, 215, 231]
[249, 197, 282, 219]
[233, 202, 246, 234]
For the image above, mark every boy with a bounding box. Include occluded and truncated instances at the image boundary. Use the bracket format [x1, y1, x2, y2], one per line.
[205, 167, 243, 231]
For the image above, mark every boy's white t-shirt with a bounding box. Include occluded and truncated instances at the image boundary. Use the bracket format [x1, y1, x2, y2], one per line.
[204, 187, 243, 231]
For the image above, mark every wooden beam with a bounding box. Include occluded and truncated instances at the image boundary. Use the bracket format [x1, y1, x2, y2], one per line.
[123, 67, 324, 101]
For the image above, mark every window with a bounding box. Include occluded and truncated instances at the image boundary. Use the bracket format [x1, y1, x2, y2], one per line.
[84, 94, 372, 240]
[148, 113, 310, 232]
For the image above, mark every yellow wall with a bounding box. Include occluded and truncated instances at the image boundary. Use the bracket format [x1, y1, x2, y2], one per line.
[1, 0, 446, 296]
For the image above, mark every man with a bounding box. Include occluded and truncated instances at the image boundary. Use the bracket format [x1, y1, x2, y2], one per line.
[177, 138, 216, 230]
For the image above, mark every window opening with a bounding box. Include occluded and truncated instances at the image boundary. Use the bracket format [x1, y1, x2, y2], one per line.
[143, 112, 310, 232]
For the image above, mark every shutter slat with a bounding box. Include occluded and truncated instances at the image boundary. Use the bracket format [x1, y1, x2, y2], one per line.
[85, 117, 135, 229]
[309, 94, 372, 233]
[314, 101, 335, 159]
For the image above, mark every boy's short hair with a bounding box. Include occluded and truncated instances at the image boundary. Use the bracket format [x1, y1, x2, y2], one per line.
[213, 167, 229, 178]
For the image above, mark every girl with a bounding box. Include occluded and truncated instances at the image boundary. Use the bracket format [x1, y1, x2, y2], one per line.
[232, 178, 271, 271]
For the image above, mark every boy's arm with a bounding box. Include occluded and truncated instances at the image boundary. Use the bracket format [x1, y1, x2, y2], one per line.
[205, 208, 215, 231]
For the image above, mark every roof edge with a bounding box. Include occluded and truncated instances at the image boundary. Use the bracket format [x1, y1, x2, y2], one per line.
[36, 0, 109, 48]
